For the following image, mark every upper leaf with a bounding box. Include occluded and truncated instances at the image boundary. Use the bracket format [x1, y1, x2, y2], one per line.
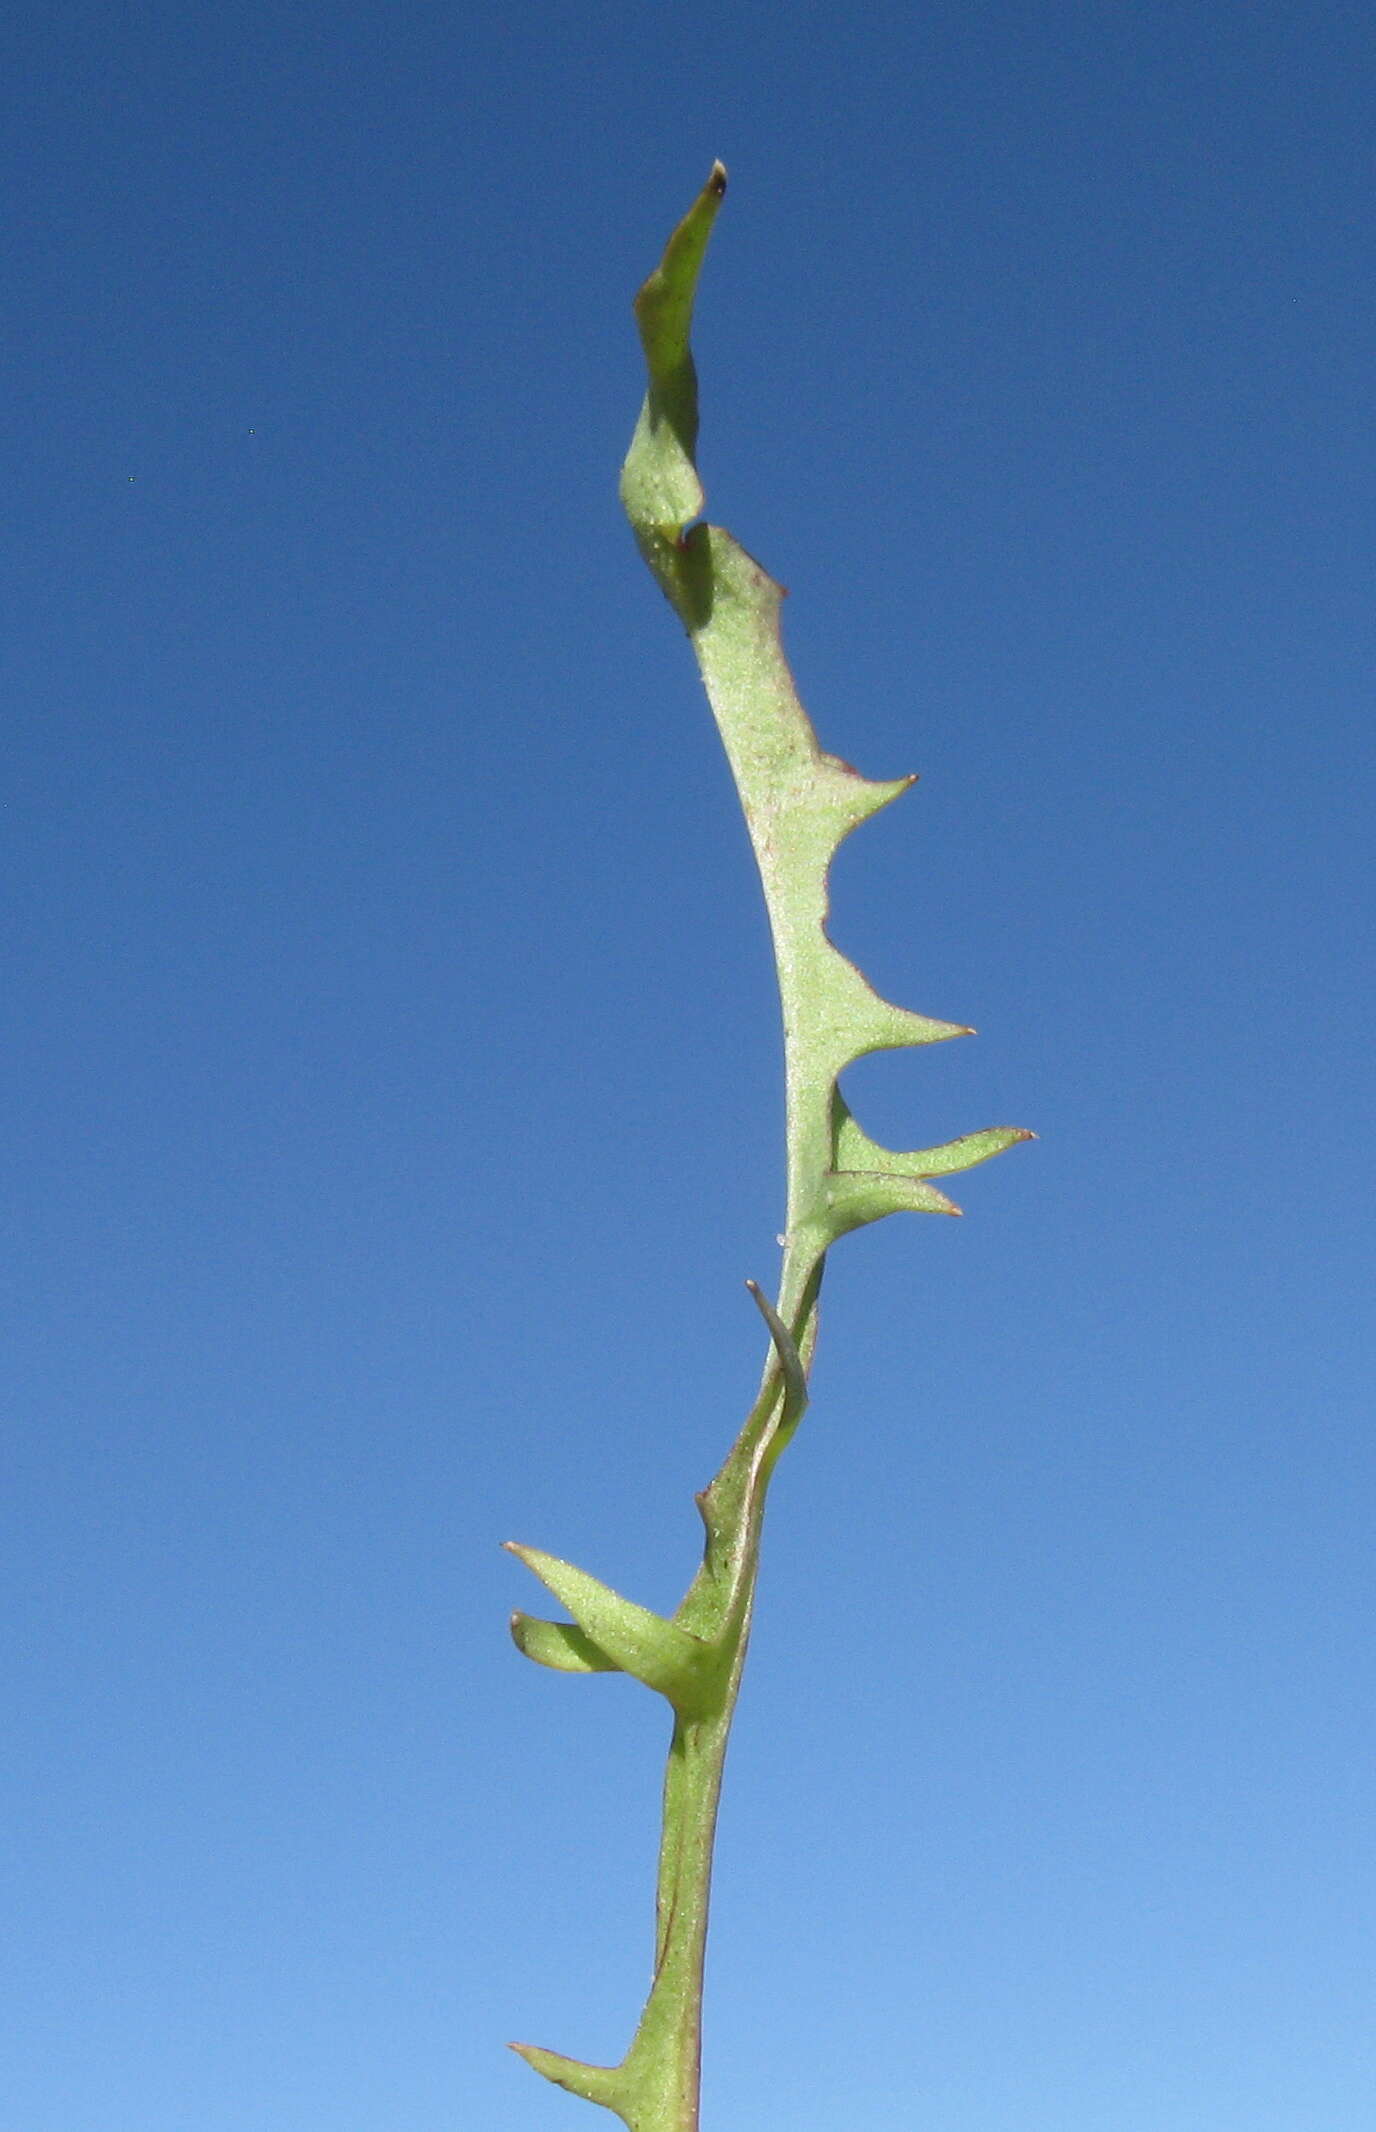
[619, 169, 1031, 1312]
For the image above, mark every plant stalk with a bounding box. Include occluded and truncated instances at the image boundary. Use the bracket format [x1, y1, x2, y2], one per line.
[507, 163, 1029, 2130]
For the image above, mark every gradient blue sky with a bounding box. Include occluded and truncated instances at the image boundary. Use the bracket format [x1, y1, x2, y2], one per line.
[5, 5, 1374, 2129]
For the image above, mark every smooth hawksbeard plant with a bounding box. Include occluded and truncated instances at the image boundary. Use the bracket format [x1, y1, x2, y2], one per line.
[505, 164, 1031, 2132]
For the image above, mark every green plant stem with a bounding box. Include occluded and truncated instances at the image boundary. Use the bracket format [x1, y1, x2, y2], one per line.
[511, 1259, 813, 2131]
[621, 1255, 821, 2130]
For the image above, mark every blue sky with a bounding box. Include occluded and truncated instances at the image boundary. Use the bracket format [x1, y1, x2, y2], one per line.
[4, 4, 1374, 2128]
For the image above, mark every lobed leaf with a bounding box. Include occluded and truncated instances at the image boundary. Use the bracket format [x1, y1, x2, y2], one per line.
[618, 168, 1031, 1290]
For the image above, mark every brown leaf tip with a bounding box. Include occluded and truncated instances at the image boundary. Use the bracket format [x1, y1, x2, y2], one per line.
[708, 160, 728, 196]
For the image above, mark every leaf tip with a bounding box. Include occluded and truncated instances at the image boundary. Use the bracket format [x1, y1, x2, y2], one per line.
[708, 158, 728, 196]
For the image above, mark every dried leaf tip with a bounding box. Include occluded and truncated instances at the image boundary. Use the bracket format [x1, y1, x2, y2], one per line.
[708, 160, 728, 195]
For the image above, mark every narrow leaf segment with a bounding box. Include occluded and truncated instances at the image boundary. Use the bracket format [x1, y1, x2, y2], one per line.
[508, 165, 1032, 2131]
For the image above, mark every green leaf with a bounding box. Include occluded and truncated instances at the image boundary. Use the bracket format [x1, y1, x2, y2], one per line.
[505, 1543, 721, 1713]
[619, 181, 1031, 1295]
